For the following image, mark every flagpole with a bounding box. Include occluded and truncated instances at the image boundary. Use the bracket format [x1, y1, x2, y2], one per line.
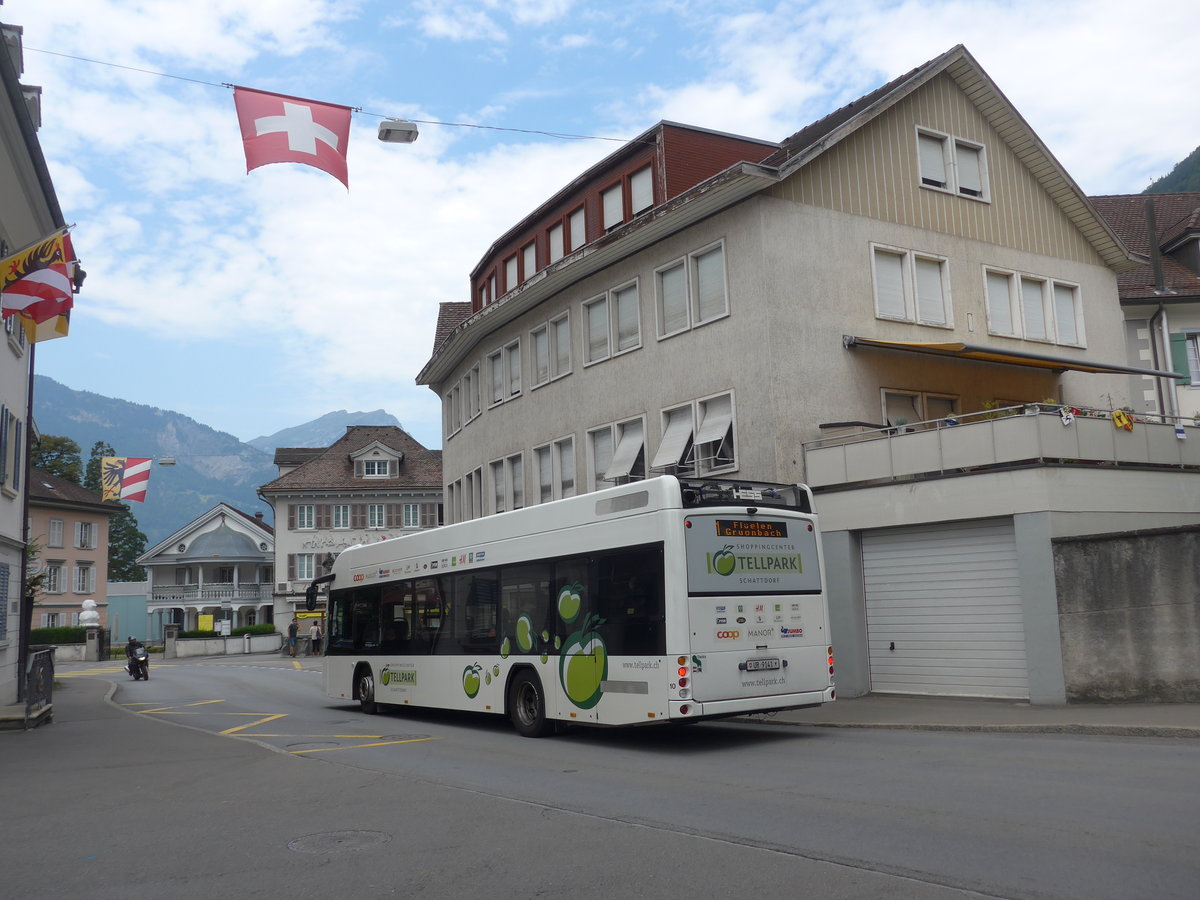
[0, 225, 73, 267]
[15, 342, 35, 701]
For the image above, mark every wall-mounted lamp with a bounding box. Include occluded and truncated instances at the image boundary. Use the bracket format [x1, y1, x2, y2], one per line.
[378, 119, 419, 144]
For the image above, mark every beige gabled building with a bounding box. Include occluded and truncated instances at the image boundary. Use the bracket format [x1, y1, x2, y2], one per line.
[419, 45, 1200, 705]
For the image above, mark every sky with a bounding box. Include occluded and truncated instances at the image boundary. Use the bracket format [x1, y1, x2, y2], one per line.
[9, 0, 1198, 450]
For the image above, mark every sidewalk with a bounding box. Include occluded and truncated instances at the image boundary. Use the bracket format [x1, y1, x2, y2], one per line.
[759, 693, 1200, 738]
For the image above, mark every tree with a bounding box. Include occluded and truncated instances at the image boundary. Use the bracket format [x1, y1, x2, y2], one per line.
[84, 441, 148, 582]
[31, 434, 83, 483]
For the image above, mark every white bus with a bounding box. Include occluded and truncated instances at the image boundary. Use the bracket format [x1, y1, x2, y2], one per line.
[320, 476, 835, 737]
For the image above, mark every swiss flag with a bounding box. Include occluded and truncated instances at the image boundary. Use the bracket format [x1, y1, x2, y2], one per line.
[233, 86, 353, 188]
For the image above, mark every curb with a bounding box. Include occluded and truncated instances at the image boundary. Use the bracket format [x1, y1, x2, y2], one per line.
[737, 717, 1200, 738]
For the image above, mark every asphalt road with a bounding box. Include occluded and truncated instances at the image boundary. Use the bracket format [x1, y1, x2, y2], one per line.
[6, 655, 1198, 900]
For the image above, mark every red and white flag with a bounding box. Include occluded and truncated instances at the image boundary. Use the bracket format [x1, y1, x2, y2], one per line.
[1, 231, 75, 343]
[101, 457, 152, 503]
[233, 86, 352, 188]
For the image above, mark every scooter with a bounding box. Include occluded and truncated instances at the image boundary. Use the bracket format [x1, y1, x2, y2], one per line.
[126, 644, 149, 681]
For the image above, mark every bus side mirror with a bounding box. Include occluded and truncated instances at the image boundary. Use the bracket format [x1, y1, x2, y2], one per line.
[305, 583, 317, 611]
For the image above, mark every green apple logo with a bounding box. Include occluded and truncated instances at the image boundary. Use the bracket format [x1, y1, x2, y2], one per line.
[557, 582, 583, 623]
[559, 613, 608, 709]
[713, 545, 736, 576]
[500, 636, 511, 658]
[462, 663, 482, 698]
[515, 615, 534, 652]
[380, 665, 392, 686]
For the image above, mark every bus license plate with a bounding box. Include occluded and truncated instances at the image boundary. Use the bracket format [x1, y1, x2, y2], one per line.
[745, 657, 780, 672]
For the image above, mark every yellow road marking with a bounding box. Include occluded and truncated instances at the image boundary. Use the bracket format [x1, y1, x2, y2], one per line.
[186, 699, 225, 707]
[222, 713, 286, 735]
[291, 737, 440, 754]
[293, 660, 302, 670]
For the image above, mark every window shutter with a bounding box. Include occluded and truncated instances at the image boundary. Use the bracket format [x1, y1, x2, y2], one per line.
[287, 505, 296, 530]
[386, 503, 399, 527]
[1170, 333, 1192, 385]
[315, 505, 330, 529]
[351, 504, 366, 528]
[0, 405, 7, 486]
[355, 460, 364, 477]
[12, 420, 20, 491]
[287, 554, 296, 580]
[420, 503, 436, 527]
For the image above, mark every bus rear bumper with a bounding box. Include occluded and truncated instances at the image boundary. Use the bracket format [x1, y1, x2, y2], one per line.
[671, 687, 835, 720]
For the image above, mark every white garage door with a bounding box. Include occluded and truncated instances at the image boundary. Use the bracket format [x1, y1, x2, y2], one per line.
[863, 519, 1028, 699]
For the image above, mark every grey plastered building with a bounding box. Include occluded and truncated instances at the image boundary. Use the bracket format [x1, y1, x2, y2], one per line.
[419, 46, 1200, 703]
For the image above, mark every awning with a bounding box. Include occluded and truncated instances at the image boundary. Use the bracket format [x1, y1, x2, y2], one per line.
[604, 421, 644, 481]
[842, 335, 1184, 378]
[695, 395, 733, 444]
[651, 407, 693, 469]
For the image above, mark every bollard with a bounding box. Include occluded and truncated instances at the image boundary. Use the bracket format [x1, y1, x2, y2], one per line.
[243, 632, 251, 654]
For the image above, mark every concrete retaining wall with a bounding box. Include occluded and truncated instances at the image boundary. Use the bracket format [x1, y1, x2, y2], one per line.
[172, 634, 284, 658]
[1054, 526, 1200, 702]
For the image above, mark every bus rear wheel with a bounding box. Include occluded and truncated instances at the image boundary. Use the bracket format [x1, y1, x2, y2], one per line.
[508, 670, 553, 738]
[357, 668, 378, 715]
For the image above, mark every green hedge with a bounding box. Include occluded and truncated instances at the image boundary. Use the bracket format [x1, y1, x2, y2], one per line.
[30, 626, 86, 644]
[179, 629, 218, 639]
[232, 624, 276, 637]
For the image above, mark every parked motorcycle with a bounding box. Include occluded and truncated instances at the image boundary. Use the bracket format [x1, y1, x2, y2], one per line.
[126, 644, 149, 681]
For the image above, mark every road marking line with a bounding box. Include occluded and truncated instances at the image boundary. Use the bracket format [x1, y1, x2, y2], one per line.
[291, 737, 440, 754]
[186, 699, 225, 707]
[293, 660, 302, 670]
[222, 713, 287, 735]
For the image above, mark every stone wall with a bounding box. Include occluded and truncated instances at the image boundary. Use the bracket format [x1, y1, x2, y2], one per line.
[1054, 526, 1200, 702]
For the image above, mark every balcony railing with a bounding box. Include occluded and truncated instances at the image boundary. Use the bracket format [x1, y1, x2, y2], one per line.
[802, 405, 1200, 489]
[149, 583, 273, 605]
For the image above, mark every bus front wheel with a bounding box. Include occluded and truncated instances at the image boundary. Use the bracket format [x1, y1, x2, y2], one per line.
[357, 668, 378, 715]
[508, 670, 553, 738]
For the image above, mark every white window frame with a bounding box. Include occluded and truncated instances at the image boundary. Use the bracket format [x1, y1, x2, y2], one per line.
[533, 437, 576, 502]
[530, 313, 571, 388]
[984, 267, 1085, 346]
[48, 518, 64, 548]
[548, 222, 564, 263]
[368, 504, 386, 528]
[871, 243, 952, 327]
[556, 436, 575, 499]
[504, 255, 518, 292]
[522, 242, 536, 280]
[296, 504, 315, 529]
[630, 165, 653, 215]
[402, 503, 420, 528]
[464, 364, 481, 422]
[333, 504, 350, 529]
[602, 183, 624, 230]
[45, 563, 63, 594]
[656, 241, 729, 338]
[691, 242, 729, 326]
[583, 294, 610, 365]
[568, 206, 586, 252]
[488, 341, 522, 406]
[491, 459, 507, 514]
[296, 553, 315, 581]
[916, 127, 990, 202]
[74, 521, 96, 550]
[611, 281, 641, 355]
[74, 564, 95, 594]
[361, 460, 390, 478]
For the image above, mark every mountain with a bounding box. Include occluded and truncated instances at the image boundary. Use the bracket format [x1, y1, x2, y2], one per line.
[1145, 145, 1200, 193]
[33, 376, 276, 547]
[248, 409, 402, 453]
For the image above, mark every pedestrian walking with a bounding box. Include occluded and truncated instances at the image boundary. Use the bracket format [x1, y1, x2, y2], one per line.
[287, 618, 299, 657]
[309, 620, 323, 656]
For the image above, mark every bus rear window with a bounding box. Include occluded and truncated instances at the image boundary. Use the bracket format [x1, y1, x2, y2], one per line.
[678, 479, 812, 513]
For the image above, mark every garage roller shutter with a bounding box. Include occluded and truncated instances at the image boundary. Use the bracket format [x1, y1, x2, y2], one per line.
[863, 519, 1028, 699]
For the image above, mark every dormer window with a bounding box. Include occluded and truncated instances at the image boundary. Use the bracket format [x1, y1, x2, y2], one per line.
[362, 459, 390, 477]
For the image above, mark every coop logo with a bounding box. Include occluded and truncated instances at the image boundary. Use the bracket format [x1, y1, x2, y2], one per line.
[715, 630, 741, 640]
[352, 574, 366, 583]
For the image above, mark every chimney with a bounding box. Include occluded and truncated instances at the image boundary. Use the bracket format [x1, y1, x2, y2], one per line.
[255, 512, 264, 521]
[1144, 196, 1168, 294]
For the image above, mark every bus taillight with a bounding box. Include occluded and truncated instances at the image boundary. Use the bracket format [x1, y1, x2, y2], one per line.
[828, 646, 835, 675]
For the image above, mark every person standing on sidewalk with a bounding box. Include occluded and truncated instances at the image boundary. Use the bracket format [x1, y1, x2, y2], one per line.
[287, 618, 299, 657]
[309, 620, 322, 656]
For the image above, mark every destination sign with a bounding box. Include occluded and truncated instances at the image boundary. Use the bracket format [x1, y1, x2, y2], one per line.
[715, 519, 788, 538]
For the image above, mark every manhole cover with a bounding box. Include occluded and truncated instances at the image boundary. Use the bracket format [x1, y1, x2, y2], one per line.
[288, 831, 391, 854]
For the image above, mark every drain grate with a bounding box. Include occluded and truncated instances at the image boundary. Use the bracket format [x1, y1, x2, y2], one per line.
[288, 830, 391, 854]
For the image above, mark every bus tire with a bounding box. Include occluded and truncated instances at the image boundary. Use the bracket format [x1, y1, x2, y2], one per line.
[357, 667, 378, 715]
[508, 670, 553, 738]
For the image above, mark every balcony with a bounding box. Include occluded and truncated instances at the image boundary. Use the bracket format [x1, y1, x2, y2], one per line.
[802, 405, 1200, 489]
[149, 583, 273, 606]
